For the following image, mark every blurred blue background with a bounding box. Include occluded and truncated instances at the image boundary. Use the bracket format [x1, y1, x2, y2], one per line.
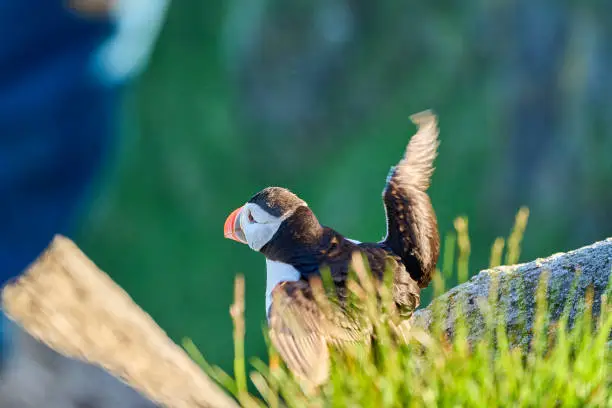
[6, 1, 611, 373]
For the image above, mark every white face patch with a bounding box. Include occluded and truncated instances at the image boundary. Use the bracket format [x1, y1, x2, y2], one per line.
[239, 202, 307, 252]
[265, 259, 301, 318]
[239, 203, 283, 251]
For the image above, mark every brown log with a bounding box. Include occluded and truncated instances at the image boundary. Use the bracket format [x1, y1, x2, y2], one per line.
[1, 235, 238, 408]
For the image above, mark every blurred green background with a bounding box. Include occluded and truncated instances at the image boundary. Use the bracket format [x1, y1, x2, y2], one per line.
[77, 1, 612, 372]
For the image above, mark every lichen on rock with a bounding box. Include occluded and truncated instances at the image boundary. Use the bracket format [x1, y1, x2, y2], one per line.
[411, 238, 612, 347]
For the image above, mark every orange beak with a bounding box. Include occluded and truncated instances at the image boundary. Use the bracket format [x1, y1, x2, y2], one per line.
[224, 206, 247, 244]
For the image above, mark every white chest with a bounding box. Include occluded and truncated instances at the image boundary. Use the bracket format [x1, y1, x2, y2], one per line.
[265, 259, 301, 318]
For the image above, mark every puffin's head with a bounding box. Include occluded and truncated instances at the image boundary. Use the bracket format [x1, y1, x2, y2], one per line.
[224, 187, 316, 252]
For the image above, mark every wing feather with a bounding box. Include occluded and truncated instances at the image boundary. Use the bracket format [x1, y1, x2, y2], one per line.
[268, 280, 369, 387]
[381, 110, 440, 288]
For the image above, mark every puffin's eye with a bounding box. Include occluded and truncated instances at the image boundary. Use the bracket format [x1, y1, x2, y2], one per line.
[248, 211, 256, 223]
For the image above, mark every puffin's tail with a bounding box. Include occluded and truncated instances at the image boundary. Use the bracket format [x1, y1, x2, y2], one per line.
[381, 110, 440, 289]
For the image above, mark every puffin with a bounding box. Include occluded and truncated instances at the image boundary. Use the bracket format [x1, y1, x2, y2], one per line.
[223, 110, 440, 386]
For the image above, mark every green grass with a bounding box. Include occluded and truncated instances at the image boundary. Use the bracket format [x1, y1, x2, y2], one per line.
[79, 1, 612, 375]
[184, 210, 612, 407]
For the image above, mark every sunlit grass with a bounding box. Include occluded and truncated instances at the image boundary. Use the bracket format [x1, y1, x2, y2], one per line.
[184, 208, 612, 407]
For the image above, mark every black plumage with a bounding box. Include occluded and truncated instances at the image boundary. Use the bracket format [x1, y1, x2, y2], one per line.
[231, 110, 441, 387]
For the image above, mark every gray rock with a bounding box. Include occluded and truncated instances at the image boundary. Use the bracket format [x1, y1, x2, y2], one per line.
[0, 320, 157, 408]
[2, 235, 239, 408]
[411, 238, 612, 347]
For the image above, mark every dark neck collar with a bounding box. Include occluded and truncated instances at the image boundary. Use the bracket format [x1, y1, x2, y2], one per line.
[260, 206, 323, 276]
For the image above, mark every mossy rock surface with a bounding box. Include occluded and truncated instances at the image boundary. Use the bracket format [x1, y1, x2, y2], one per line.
[411, 238, 612, 347]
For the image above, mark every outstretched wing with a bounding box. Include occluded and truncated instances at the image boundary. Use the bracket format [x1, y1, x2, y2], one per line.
[268, 280, 369, 387]
[381, 110, 440, 288]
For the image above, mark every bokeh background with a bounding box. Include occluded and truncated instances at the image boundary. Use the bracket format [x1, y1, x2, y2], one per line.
[76, 1, 612, 372]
